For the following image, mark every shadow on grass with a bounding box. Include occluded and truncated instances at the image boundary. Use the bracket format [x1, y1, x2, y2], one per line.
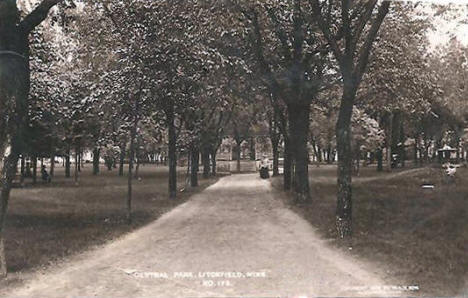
[272, 164, 468, 297]
[1, 165, 221, 291]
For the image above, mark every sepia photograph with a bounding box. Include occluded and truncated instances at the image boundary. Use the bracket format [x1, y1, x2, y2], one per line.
[0, 0, 467, 297]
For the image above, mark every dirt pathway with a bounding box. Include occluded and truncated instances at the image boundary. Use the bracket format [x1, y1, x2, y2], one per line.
[5, 174, 402, 297]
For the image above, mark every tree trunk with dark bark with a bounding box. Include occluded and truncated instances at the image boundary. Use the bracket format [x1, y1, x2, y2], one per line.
[400, 123, 405, 167]
[134, 144, 140, 180]
[423, 137, 429, 164]
[77, 152, 81, 172]
[0, 0, 68, 277]
[190, 146, 199, 187]
[92, 147, 100, 175]
[326, 145, 332, 164]
[210, 148, 217, 177]
[65, 147, 71, 178]
[269, 114, 281, 177]
[272, 137, 279, 177]
[20, 155, 25, 184]
[288, 104, 310, 203]
[310, 0, 390, 239]
[119, 145, 125, 176]
[435, 138, 442, 162]
[134, 158, 140, 180]
[127, 120, 136, 224]
[414, 137, 419, 166]
[283, 138, 292, 191]
[0, 142, 21, 278]
[202, 147, 210, 179]
[249, 137, 256, 161]
[386, 114, 393, 172]
[74, 148, 79, 185]
[167, 109, 177, 199]
[50, 151, 55, 178]
[32, 156, 37, 184]
[335, 87, 355, 238]
[376, 148, 383, 171]
[310, 140, 319, 163]
[236, 141, 241, 173]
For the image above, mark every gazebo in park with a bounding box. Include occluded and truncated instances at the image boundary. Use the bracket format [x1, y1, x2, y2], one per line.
[437, 144, 457, 163]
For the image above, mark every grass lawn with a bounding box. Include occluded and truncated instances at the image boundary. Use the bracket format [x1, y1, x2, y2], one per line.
[0, 163, 220, 291]
[272, 164, 468, 297]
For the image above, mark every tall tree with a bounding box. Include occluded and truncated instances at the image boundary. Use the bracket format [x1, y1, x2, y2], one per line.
[226, 0, 331, 202]
[311, 0, 391, 237]
[356, 5, 435, 171]
[0, 0, 65, 278]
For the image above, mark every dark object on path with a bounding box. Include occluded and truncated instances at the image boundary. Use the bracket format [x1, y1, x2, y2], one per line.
[260, 166, 269, 179]
[41, 165, 51, 183]
[259, 156, 270, 179]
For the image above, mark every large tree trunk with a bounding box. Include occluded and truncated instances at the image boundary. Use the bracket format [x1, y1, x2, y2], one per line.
[20, 155, 25, 184]
[289, 126, 298, 188]
[65, 147, 71, 178]
[77, 152, 81, 172]
[391, 111, 400, 169]
[310, 139, 319, 163]
[423, 137, 429, 164]
[376, 148, 383, 171]
[202, 147, 210, 178]
[335, 89, 355, 238]
[272, 137, 279, 177]
[167, 109, 177, 199]
[399, 122, 405, 167]
[386, 113, 393, 172]
[326, 145, 332, 164]
[50, 151, 55, 178]
[249, 137, 256, 160]
[0, 142, 21, 278]
[74, 148, 79, 185]
[119, 144, 125, 176]
[0, 236, 5, 278]
[414, 137, 419, 166]
[0, 59, 29, 276]
[283, 138, 292, 190]
[236, 142, 241, 173]
[134, 156, 140, 180]
[288, 104, 310, 203]
[92, 147, 100, 175]
[134, 144, 140, 180]
[32, 155, 37, 184]
[435, 138, 442, 162]
[210, 148, 217, 177]
[127, 121, 136, 224]
[0, 0, 59, 277]
[190, 146, 199, 187]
